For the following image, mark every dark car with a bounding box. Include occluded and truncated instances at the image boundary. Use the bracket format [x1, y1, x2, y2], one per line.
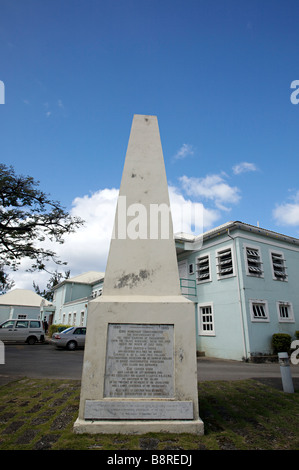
[50, 326, 86, 350]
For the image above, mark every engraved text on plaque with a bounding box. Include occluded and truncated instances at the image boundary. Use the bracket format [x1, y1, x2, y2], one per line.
[104, 324, 174, 398]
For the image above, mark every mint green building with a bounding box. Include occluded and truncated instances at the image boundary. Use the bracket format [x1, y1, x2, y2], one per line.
[51, 272, 104, 327]
[51, 222, 299, 361]
[176, 221, 299, 360]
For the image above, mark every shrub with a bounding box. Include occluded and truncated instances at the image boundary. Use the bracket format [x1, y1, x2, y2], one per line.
[272, 333, 292, 354]
[48, 324, 71, 336]
[295, 331, 299, 340]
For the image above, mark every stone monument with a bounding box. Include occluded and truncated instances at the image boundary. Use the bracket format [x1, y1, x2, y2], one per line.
[74, 114, 204, 434]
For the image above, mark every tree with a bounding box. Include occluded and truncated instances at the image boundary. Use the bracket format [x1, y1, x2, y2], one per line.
[0, 270, 15, 295]
[33, 269, 71, 302]
[0, 164, 84, 288]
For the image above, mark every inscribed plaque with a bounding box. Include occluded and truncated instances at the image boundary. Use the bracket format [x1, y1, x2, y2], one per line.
[84, 400, 193, 420]
[104, 323, 174, 398]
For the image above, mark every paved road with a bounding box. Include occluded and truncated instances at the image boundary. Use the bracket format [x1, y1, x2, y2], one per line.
[198, 356, 299, 390]
[0, 343, 84, 384]
[1, 343, 299, 390]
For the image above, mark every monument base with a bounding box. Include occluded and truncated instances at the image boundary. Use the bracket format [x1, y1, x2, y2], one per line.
[73, 417, 204, 435]
[74, 296, 204, 436]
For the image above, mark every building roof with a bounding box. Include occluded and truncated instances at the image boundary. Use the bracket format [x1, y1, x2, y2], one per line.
[0, 289, 51, 307]
[53, 271, 105, 290]
[175, 221, 299, 253]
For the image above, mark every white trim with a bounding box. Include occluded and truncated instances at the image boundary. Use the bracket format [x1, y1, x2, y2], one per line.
[276, 301, 295, 323]
[188, 263, 194, 275]
[249, 299, 270, 322]
[196, 253, 212, 284]
[243, 243, 264, 278]
[186, 231, 299, 256]
[269, 249, 288, 282]
[198, 302, 215, 336]
[216, 244, 235, 280]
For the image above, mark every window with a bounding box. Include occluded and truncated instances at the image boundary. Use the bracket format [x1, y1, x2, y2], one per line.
[270, 251, 287, 281]
[17, 314, 27, 319]
[74, 327, 86, 335]
[244, 245, 263, 277]
[216, 246, 234, 279]
[92, 288, 102, 298]
[277, 302, 294, 323]
[1, 320, 15, 329]
[80, 311, 85, 326]
[249, 300, 269, 322]
[196, 254, 211, 283]
[198, 304, 215, 335]
[188, 263, 194, 275]
[30, 321, 41, 328]
[16, 320, 29, 328]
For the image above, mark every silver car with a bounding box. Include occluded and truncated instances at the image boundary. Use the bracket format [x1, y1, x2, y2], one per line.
[0, 319, 45, 344]
[50, 327, 86, 350]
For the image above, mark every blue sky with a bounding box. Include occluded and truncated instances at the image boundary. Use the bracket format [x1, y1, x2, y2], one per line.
[1, 0, 299, 288]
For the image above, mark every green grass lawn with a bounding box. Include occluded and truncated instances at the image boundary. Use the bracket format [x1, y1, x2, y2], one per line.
[0, 377, 298, 450]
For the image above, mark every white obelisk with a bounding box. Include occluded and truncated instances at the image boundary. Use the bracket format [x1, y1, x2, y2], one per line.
[74, 115, 204, 434]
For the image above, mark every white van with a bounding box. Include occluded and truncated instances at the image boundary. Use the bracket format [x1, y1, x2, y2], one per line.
[0, 319, 45, 345]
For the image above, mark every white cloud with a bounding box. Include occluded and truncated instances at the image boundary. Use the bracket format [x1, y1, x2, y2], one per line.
[232, 162, 257, 175]
[169, 186, 220, 233]
[10, 185, 220, 290]
[273, 191, 299, 226]
[173, 144, 194, 160]
[179, 174, 241, 211]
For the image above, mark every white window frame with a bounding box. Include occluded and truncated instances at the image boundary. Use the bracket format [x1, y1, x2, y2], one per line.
[276, 301, 294, 323]
[270, 250, 288, 282]
[198, 302, 215, 336]
[80, 311, 85, 326]
[244, 243, 263, 278]
[188, 263, 194, 275]
[216, 244, 235, 280]
[196, 253, 211, 284]
[249, 299, 270, 322]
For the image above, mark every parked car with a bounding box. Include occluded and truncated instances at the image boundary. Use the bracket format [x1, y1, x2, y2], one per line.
[50, 326, 86, 350]
[0, 319, 45, 345]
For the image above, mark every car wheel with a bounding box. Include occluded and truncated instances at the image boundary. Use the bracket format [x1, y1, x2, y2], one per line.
[27, 336, 37, 345]
[66, 340, 77, 351]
